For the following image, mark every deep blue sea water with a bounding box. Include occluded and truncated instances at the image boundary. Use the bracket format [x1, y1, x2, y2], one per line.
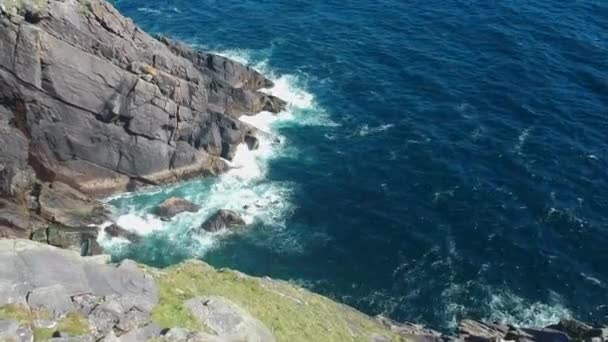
[105, 0, 608, 331]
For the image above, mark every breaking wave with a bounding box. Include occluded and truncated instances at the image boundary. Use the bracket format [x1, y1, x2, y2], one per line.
[99, 49, 326, 261]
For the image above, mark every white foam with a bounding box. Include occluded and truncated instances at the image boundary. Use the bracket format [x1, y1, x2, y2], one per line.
[115, 213, 164, 235]
[357, 123, 395, 137]
[136, 7, 161, 15]
[100, 48, 318, 255]
[486, 290, 572, 327]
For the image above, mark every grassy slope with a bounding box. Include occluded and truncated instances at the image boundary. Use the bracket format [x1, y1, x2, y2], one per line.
[150, 261, 406, 342]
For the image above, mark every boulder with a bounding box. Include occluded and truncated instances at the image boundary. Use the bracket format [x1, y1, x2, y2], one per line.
[38, 182, 108, 228]
[0, 319, 33, 342]
[26, 284, 74, 318]
[199, 209, 246, 232]
[104, 224, 141, 243]
[185, 296, 275, 342]
[456, 320, 509, 341]
[375, 315, 443, 342]
[548, 319, 608, 341]
[153, 197, 200, 219]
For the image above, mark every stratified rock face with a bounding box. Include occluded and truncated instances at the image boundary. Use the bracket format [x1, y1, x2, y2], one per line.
[153, 197, 200, 219]
[0, 239, 159, 340]
[199, 209, 246, 232]
[0, 0, 285, 198]
[0, 0, 287, 251]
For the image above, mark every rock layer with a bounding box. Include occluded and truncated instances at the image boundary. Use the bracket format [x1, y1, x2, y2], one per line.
[0, 0, 286, 251]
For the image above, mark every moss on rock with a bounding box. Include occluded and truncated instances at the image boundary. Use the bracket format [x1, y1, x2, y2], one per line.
[150, 261, 407, 342]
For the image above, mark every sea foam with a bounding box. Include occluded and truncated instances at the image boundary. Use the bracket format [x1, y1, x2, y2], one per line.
[99, 49, 319, 257]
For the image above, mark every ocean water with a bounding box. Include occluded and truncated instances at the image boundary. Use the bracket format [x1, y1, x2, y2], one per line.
[104, 0, 608, 331]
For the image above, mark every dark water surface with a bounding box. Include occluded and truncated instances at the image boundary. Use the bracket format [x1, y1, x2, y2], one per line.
[109, 0, 608, 330]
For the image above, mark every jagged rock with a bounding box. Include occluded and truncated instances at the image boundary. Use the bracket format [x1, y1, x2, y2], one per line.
[159, 328, 218, 342]
[153, 197, 200, 219]
[26, 284, 74, 318]
[244, 134, 260, 150]
[38, 182, 108, 228]
[199, 209, 246, 232]
[0, 239, 158, 316]
[115, 308, 151, 333]
[185, 296, 275, 342]
[368, 333, 392, 342]
[104, 224, 140, 242]
[375, 315, 443, 342]
[0, 0, 284, 200]
[0, 199, 41, 239]
[457, 320, 510, 341]
[117, 323, 161, 342]
[547, 318, 608, 341]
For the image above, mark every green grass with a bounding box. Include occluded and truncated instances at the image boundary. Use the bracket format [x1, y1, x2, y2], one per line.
[1, 0, 47, 16]
[0, 304, 48, 324]
[151, 261, 407, 342]
[33, 328, 54, 341]
[56, 312, 90, 336]
[0, 305, 89, 341]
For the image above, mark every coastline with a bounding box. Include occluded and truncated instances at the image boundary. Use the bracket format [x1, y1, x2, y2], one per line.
[1, 0, 604, 341]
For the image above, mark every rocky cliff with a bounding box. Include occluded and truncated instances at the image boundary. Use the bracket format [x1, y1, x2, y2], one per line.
[0, 0, 285, 252]
[1, 240, 606, 342]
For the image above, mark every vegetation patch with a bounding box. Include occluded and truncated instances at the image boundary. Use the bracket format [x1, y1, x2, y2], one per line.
[56, 312, 90, 336]
[151, 261, 407, 342]
[0, 305, 88, 341]
[1, 0, 47, 16]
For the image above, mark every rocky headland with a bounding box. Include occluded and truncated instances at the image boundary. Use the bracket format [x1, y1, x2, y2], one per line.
[0, 0, 605, 341]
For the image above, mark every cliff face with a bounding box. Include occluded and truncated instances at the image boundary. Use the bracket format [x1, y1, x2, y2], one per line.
[0, 0, 285, 248]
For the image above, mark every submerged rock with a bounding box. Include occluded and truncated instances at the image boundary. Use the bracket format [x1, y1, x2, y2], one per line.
[199, 209, 246, 232]
[103, 224, 140, 243]
[153, 197, 200, 219]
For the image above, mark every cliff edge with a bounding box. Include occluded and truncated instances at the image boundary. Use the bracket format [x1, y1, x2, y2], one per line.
[0, 0, 285, 252]
[1, 240, 606, 342]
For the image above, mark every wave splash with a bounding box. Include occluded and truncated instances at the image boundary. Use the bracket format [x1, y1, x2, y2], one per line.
[99, 49, 326, 259]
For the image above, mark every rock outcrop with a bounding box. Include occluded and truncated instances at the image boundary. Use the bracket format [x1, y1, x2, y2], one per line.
[199, 209, 246, 232]
[0, 0, 286, 252]
[153, 197, 200, 219]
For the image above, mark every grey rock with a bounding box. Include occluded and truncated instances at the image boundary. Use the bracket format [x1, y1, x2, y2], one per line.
[0, 319, 33, 342]
[547, 319, 605, 340]
[103, 224, 141, 243]
[0, 0, 283, 201]
[115, 308, 151, 333]
[153, 197, 200, 219]
[199, 209, 246, 233]
[375, 315, 443, 342]
[0, 239, 158, 330]
[456, 320, 510, 341]
[97, 330, 120, 342]
[118, 323, 161, 342]
[185, 296, 275, 342]
[506, 327, 569, 342]
[26, 284, 74, 318]
[368, 333, 391, 342]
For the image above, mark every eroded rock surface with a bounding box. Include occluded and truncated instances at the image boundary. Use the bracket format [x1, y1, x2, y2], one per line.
[0, 0, 285, 251]
[154, 197, 200, 219]
[199, 209, 246, 232]
[186, 296, 275, 342]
